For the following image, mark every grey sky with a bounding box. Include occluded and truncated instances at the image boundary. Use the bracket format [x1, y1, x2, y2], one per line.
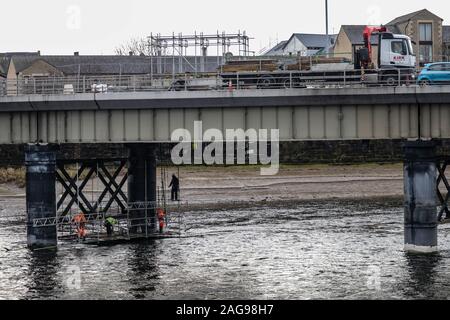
[2, 0, 449, 55]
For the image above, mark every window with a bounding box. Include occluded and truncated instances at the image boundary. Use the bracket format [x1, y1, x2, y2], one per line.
[391, 41, 408, 55]
[419, 45, 433, 64]
[429, 63, 450, 71]
[428, 64, 444, 71]
[419, 23, 432, 42]
[419, 23, 433, 65]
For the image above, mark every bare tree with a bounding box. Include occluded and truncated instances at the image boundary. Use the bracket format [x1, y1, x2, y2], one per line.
[115, 37, 150, 56]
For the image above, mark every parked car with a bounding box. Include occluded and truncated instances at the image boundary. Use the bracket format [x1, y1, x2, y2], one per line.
[417, 62, 450, 86]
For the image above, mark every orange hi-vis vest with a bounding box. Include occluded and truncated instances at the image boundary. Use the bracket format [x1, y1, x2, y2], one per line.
[73, 213, 87, 237]
[157, 209, 165, 229]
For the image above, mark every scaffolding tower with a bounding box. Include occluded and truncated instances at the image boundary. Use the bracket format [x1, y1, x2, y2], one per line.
[148, 31, 252, 75]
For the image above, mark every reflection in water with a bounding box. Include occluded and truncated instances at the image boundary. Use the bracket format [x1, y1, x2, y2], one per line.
[26, 249, 61, 299]
[128, 241, 159, 299]
[404, 252, 442, 298]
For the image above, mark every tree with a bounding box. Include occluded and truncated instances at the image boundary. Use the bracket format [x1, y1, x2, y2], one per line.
[115, 37, 150, 56]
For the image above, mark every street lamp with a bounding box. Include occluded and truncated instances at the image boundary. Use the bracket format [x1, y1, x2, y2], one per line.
[325, 0, 330, 56]
[325, 0, 329, 38]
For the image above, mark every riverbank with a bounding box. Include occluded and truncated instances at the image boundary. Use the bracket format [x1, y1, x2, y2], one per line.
[170, 163, 404, 210]
[0, 167, 25, 188]
[0, 163, 404, 208]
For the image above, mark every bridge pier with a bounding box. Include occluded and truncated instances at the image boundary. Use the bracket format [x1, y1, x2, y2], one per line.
[25, 144, 58, 249]
[403, 141, 438, 253]
[127, 144, 158, 234]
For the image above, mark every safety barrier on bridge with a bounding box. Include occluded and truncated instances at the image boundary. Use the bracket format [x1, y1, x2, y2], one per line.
[0, 68, 419, 97]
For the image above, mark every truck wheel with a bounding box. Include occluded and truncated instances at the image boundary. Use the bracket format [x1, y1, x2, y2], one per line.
[169, 80, 184, 91]
[283, 78, 300, 89]
[384, 76, 397, 86]
[257, 76, 275, 89]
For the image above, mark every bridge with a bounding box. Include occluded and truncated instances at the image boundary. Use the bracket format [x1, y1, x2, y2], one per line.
[1, 85, 450, 254]
[1, 86, 450, 143]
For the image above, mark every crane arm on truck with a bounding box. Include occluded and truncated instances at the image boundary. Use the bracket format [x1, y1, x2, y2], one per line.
[360, 26, 387, 69]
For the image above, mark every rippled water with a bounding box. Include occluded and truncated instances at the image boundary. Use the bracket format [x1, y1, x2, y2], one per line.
[1, 198, 450, 300]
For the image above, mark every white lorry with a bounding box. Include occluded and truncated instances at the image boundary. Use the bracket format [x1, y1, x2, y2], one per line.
[220, 26, 417, 88]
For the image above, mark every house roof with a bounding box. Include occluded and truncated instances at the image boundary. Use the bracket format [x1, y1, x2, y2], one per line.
[1, 52, 39, 77]
[21, 55, 156, 75]
[0, 58, 7, 77]
[264, 40, 288, 55]
[341, 25, 378, 45]
[9, 55, 44, 73]
[289, 33, 337, 49]
[340, 25, 400, 45]
[443, 26, 450, 43]
[386, 9, 443, 25]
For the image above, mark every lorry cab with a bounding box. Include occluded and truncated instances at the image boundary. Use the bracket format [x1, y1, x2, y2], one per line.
[379, 33, 416, 69]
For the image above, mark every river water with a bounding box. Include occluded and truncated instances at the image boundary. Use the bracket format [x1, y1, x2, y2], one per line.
[1, 197, 450, 300]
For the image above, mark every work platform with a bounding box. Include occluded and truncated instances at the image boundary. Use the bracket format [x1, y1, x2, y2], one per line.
[45, 205, 186, 247]
[59, 230, 187, 246]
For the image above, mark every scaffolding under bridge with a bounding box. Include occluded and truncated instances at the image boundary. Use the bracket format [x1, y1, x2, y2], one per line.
[29, 156, 188, 246]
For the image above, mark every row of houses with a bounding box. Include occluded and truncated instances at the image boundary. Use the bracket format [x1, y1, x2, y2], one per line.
[1, 8, 449, 91]
[0, 52, 224, 95]
[0, 52, 222, 80]
[264, 9, 450, 67]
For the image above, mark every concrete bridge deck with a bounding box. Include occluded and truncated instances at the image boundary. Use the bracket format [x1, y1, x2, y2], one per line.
[0, 86, 450, 144]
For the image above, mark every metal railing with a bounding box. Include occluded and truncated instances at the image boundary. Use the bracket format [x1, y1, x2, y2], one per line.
[221, 68, 417, 89]
[0, 68, 420, 97]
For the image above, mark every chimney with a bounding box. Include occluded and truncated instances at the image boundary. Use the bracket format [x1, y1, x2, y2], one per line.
[74, 51, 79, 56]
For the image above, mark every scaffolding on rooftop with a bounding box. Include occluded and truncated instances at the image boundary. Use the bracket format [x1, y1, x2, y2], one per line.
[147, 31, 253, 76]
